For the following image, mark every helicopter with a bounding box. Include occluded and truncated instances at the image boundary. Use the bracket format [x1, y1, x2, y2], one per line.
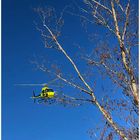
[32, 86, 55, 98]
[15, 78, 59, 104]
[32, 85, 56, 103]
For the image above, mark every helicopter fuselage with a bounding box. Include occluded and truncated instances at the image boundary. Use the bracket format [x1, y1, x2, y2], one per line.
[32, 89, 55, 99]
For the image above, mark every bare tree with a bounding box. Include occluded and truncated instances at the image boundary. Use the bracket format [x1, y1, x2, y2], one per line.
[33, 0, 138, 139]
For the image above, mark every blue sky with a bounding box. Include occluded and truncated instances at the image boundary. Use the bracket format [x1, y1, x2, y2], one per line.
[2, 0, 138, 140]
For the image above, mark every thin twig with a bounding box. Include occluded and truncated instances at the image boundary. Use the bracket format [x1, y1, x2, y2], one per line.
[89, 0, 112, 14]
[122, 1, 130, 41]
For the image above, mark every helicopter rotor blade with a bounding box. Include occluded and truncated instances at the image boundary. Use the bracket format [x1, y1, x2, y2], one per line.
[14, 83, 47, 86]
[14, 78, 59, 87]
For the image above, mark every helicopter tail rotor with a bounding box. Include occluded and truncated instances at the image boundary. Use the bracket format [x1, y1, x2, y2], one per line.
[33, 90, 36, 103]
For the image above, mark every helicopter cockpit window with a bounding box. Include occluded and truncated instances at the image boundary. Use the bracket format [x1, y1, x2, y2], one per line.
[47, 89, 54, 92]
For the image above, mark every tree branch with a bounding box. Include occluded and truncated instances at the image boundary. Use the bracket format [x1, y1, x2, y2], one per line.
[32, 61, 92, 95]
[111, 0, 138, 106]
[122, 1, 130, 41]
[43, 20, 94, 94]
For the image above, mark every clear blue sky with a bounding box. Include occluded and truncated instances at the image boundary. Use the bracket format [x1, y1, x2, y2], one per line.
[2, 0, 138, 140]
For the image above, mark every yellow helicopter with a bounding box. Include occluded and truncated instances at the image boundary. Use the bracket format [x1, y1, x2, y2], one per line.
[32, 85, 56, 103]
[33, 86, 55, 98]
[15, 78, 58, 103]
